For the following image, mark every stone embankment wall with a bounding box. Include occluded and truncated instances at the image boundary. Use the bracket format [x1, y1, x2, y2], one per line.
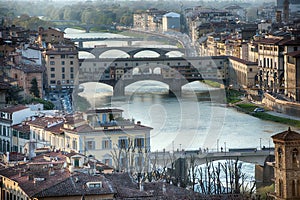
[262, 93, 300, 117]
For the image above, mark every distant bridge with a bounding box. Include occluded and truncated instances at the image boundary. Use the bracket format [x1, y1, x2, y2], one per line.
[150, 148, 274, 167]
[70, 37, 145, 48]
[150, 148, 275, 188]
[77, 46, 186, 58]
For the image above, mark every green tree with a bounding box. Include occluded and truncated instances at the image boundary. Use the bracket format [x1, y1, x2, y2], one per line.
[30, 78, 40, 98]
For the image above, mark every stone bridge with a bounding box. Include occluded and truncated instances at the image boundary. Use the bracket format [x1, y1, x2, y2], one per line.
[150, 148, 275, 188]
[77, 46, 186, 58]
[78, 56, 228, 97]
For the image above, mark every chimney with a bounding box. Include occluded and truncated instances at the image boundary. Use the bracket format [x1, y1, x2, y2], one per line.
[137, 121, 141, 125]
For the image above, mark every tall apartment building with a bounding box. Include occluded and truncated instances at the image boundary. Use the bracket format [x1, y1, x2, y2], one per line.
[44, 44, 79, 91]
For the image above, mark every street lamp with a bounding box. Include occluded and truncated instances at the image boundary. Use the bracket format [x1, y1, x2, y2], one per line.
[224, 142, 226, 155]
[217, 139, 219, 152]
[260, 138, 262, 150]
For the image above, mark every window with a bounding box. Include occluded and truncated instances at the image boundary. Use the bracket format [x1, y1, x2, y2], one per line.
[61, 55, 65, 59]
[70, 61, 73, 65]
[70, 67, 74, 73]
[135, 138, 144, 148]
[72, 139, 77, 150]
[61, 61, 65, 65]
[102, 139, 112, 149]
[50, 56, 55, 59]
[294, 47, 298, 51]
[51, 74, 55, 78]
[118, 138, 128, 149]
[86, 141, 95, 150]
[50, 67, 55, 72]
[50, 80, 56, 84]
[62, 74, 65, 79]
[62, 67, 65, 73]
[50, 61, 55, 65]
[70, 74, 74, 79]
[278, 148, 282, 168]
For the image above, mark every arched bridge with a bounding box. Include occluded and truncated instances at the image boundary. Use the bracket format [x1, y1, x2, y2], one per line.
[78, 46, 186, 58]
[150, 148, 274, 167]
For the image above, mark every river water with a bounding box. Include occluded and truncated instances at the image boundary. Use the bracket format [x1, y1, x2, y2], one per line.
[65, 28, 296, 187]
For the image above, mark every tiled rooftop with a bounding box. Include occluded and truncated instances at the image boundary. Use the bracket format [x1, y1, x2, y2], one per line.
[272, 127, 300, 141]
[0, 105, 28, 113]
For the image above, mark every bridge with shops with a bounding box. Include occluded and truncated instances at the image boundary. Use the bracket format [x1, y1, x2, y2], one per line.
[78, 56, 228, 96]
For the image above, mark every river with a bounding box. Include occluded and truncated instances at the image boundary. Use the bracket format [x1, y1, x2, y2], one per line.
[65, 28, 297, 187]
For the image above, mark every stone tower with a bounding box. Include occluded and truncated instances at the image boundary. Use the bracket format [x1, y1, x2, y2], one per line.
[272, 127, 300, 199]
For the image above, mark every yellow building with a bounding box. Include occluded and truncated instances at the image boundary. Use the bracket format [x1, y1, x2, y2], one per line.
[228, 56, 258, 89]
[43, 44, 79, 91]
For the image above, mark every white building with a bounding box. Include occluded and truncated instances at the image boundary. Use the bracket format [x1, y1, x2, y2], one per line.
[162, 12, 181, 32]
[0, 105, 34, 153]
[17, 44, 43, 65]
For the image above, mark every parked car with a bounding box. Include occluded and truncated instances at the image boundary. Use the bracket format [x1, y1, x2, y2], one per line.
[254, 107, 265, 112]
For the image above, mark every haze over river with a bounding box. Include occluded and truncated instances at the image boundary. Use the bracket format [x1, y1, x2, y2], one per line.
[66, 28, 297, 183]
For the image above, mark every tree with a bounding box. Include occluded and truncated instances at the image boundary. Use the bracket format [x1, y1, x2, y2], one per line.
[30, 78, 40, 98]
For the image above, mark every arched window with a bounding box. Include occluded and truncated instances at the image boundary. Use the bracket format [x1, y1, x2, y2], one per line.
[292, 148, 298, 165]
[292, 180, 296, 196]
[278, 148, 283, 168]
[279, 179, 283, 197]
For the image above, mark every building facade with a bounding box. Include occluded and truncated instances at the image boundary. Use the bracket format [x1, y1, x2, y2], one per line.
[44, 44, 79, 91]
[285, 50, 300, 102]
[0, 105, 33, 153]
[272, 128, 300, 199]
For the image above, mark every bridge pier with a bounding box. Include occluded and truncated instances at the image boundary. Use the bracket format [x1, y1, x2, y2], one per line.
[254, 155, 274, 189]
[169, 79, 183, 97]
[113, 80, 125, 97]
[78, 41, 83, 48]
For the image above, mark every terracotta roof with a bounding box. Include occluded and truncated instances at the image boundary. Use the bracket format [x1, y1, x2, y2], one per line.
[229, 56, 257, 65]
[11, 123, 30, 133]
[0, 105, 28, 113]
[255, 38, 282, 45]
[33, 172, 116, 198]
[286, 50, 300, 58]
[45, 122, 64, 135]
[278, 38, 300, 45]
[272, 127, 300, 141]
[27, 116, 64, 128]
[0, 163, 70, 197]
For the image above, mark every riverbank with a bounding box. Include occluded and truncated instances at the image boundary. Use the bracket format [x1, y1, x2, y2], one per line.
[232, 100, 300, 128]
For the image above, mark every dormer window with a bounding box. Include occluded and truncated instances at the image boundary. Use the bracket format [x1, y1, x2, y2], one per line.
[86, 182, 102, 188]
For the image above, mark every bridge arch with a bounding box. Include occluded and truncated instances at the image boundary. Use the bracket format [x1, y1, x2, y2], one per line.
[99, 50, 130, 59]
[78, 51, 96, 59]
[78, 47, 185, 58]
